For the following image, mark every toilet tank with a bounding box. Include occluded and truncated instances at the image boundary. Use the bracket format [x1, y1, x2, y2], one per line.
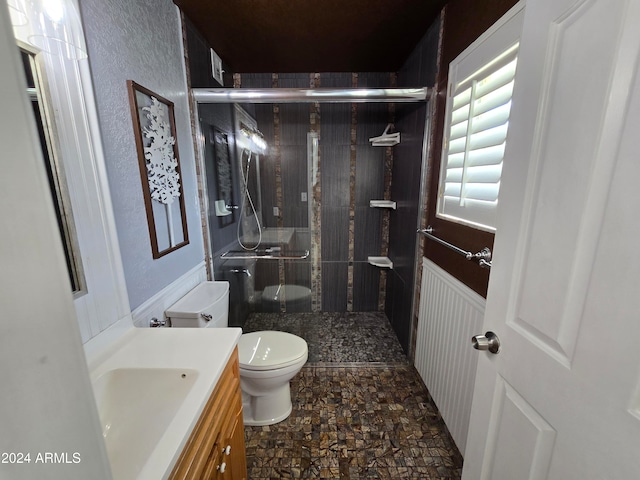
[165, 281, 229, 328]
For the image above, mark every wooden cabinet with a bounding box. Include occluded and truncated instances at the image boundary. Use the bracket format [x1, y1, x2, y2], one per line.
[169, 347, 247, 480]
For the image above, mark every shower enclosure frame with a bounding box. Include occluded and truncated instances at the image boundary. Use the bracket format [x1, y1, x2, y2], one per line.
[191, 87, 432, 346]
[192, 87, 431, 104]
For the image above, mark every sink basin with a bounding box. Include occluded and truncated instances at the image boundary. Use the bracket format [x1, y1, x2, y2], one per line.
[85, 327, 242, 478]
[92, 368, 198, 479]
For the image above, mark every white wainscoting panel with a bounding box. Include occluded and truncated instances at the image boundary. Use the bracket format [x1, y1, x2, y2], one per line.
[415, 258, 486, 456]
[131, 262, 208, 328]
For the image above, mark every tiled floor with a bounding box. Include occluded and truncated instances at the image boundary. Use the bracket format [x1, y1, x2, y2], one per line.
[242, 312, 463, 479]
[243, 312, 408, 364]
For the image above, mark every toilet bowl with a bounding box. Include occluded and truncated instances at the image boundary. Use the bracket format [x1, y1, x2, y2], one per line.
[165, 281, 308, 426]
[238, 331, 308, 426]
[261, 284, 312, 312]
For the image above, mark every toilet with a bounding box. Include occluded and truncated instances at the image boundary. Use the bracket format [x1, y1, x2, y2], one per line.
[238, 331, 308, 425]
[165, 281, 308, 426]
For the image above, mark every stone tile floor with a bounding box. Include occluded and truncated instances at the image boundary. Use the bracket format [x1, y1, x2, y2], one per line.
[242, 312, 463, 479]
[243, 312, 408, 364]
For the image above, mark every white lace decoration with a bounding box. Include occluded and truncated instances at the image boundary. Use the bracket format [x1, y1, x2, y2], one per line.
[142, 97, 180, 205]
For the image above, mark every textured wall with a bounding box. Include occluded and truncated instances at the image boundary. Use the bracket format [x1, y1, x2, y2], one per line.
[80, 0, 204, 309]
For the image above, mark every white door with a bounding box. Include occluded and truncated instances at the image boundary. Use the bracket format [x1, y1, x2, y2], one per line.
[462, 0, 640, 478]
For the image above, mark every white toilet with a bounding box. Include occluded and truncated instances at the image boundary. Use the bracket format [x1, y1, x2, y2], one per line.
[238, 331, 308, 425]
[165, 281, 308, 426]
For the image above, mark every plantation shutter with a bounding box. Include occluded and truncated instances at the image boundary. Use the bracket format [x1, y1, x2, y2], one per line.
[437, 45, 519, 232]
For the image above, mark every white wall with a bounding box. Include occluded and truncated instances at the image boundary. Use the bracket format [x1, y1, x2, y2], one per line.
[0, 3, 110, 477]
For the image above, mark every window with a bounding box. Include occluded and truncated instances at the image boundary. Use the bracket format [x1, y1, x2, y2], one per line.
[21, 47, 85, 293]
[437, 42, 519, 232]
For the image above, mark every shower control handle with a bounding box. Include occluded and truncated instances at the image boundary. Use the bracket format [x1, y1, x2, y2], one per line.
[472, 331, 500, 354]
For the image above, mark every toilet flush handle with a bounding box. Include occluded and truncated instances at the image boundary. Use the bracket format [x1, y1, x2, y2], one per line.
[201, 313, 212, 322]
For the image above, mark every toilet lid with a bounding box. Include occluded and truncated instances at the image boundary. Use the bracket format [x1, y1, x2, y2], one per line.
[238, 331, 308, 370]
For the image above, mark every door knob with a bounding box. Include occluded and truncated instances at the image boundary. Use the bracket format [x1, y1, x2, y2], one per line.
[472, 331, 500, 354]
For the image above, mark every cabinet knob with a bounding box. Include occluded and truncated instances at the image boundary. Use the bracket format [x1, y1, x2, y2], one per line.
[224, 445, 231, 455]
[217, 462, 226, 473]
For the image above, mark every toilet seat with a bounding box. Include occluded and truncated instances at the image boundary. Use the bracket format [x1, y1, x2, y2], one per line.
[238, 331, 308, 371]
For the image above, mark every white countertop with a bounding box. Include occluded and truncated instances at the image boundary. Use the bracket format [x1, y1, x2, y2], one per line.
[87, 326, 242, 479]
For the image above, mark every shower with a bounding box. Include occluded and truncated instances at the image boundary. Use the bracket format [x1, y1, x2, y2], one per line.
[195, 83, 430, 330]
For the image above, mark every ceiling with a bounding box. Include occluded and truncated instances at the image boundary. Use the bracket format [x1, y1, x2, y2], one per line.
[174, 0, 448, 73]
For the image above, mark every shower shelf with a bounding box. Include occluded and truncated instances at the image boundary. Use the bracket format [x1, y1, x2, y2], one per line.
[369, 124, 400, 147]
[368, 256, 393, 269]
[369, 200, 396, 209]
[221, 249, 310, 260]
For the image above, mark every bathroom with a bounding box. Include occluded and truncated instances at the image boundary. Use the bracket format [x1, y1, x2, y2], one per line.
[4, 0, 640, 478]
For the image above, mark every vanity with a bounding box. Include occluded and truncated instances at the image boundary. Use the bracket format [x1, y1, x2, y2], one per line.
[86, 326, 246, 479]
[169, 347, 245, 479]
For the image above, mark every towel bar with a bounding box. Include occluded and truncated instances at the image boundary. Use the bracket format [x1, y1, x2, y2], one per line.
[417, 226, 492, 269]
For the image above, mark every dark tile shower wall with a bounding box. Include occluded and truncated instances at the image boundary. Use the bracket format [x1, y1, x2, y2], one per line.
[183, 16, 234, 89]
[320, 95, 351, 313]
[388, 17, 442, 353]
[233, 73, 395, 314]
[317, 72, 353, 312]
[199, 103, 240, 255]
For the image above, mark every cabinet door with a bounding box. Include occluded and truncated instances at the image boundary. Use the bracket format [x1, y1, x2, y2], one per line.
[170, 349, 246, 480]
[223, 391, 246, 480]
[200, 427, 225, 480]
